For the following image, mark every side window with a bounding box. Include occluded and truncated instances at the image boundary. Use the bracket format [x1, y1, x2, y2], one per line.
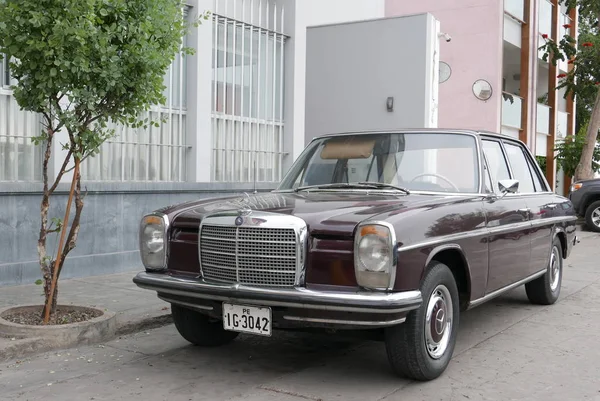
[481, 140, 511, 192]
[503, 142, 536, 193]
[525, 153, 547, 192]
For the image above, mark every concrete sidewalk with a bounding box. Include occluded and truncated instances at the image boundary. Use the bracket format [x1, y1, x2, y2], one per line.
[0, 270, 170, 362]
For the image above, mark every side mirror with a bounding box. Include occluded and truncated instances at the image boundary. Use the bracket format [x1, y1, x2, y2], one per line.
[498, 179, 519, 196]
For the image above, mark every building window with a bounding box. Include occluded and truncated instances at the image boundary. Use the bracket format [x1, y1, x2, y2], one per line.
[211, 3, 287, 183]
[0, 55, 43, 182]
[81, 9, 189, 182]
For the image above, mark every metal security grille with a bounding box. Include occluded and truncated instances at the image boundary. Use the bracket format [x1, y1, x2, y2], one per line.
[0, 56, 43, 182]
[81, 8, 189, 182]
[211, 0, 288, 183]
[200, 224, 297, 287]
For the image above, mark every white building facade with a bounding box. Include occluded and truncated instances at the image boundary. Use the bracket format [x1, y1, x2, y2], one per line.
[0, 0, 385, 286]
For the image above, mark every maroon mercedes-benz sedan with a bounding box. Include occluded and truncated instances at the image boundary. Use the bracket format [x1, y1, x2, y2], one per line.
[133, 129, 578, 381]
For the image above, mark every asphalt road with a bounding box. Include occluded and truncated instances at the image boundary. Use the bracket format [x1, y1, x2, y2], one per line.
[2, 231, 600, 401]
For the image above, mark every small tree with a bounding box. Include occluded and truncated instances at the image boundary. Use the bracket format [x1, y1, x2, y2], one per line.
[0, 0, 207, 323]
[540, 0, 600, 181]
[555, 122, 600, 177]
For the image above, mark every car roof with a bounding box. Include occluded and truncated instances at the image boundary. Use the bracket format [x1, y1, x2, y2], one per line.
[312, 128, 518, 141]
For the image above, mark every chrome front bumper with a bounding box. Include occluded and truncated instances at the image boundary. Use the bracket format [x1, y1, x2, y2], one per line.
[133, 272, 422, 328]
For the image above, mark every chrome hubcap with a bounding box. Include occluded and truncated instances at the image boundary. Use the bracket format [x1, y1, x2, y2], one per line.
[424, 285, 453, 359]
[549, 245, 561, 292]
[592, 207, 600, 227]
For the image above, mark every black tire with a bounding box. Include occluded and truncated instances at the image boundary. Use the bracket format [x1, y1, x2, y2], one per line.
[172, 304, 238, 347]
[584, 200, 600, 233]
[384, 262, 460, 381]
[525, 236, 563, 305]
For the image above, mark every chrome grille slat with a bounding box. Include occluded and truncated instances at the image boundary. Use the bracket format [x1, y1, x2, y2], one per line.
[199, 223, 299, 288]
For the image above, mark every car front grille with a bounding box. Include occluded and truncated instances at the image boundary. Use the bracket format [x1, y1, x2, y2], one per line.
[199, 224, 298, 287]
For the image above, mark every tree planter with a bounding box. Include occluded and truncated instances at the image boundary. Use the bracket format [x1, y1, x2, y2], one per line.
[0, 305, 116, 350]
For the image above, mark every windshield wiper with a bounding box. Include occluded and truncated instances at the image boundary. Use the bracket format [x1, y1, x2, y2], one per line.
[357, 182, 411, 195]
[294, 183, 355, 192]
[294, 182, 410, 194]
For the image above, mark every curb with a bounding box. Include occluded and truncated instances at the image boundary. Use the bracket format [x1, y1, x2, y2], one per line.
[0, 307, 173, 363]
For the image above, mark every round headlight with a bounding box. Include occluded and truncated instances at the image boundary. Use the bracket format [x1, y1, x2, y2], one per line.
[143, 225, 164, 253]
[358, 234, 391, 272]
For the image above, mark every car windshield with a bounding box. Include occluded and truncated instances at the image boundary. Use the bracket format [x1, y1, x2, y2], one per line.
[277, 132, 480, 194]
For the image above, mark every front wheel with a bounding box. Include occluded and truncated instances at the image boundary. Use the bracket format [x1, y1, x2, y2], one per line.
[385, 262, 460, 381]
[525, 236, 563, 305]
[584, 200, 600, 233]
[172, 304, 239, 347]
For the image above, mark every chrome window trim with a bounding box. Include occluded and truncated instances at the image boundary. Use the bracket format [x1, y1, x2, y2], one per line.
[198, 211, 308, 287]
[510, 136, 552, 193]
[480, 136, 514, 195]
[139, 212, 170, 271]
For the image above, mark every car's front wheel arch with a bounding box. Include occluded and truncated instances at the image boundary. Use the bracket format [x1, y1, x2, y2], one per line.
[425, 245, 471, 311]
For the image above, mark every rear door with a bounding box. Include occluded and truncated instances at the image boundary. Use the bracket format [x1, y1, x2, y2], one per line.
[501, 139, 555, 276]
[481, 137, 532, 293]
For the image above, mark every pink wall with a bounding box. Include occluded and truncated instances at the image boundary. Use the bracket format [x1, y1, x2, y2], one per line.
[386, 0, 504, 133]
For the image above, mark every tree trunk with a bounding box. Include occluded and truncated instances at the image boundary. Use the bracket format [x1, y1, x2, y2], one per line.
[574, 88, 600, 182]
[41, 279, 58, 321]
[38, 130, 53, 320]
[42, 159, 80, 324]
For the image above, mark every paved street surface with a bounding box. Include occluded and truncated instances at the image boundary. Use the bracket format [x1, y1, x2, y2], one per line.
[2, 230, 600, 401]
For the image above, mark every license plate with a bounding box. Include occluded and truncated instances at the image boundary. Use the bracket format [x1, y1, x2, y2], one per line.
[222, 303, 272, 336]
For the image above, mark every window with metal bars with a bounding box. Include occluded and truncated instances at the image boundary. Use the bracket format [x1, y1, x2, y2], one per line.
[0, 55, 43, 182]
[211, 0, 287, 183]
[81, 10, 190, 182]
[1, 30, 189, 183]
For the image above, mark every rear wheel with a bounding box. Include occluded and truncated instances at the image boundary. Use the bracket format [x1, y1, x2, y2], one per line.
[525, 236, 563, 305]
[172, 304, 238, 347]
[584, 200, 600, 233]
[384, 262, 459, 381]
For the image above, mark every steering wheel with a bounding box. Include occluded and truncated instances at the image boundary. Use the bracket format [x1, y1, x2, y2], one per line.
[409, 173, 460, 192]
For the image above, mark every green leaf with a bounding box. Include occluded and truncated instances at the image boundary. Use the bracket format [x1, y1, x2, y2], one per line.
[35, 279, 43, 286]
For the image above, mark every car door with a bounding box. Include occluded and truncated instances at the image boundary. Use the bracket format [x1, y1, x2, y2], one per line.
[481, 137, 532, 293]
[502, 140, 555, 276]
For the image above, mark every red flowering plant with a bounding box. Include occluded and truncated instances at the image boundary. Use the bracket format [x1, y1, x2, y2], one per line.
[539, 0, 600, 181]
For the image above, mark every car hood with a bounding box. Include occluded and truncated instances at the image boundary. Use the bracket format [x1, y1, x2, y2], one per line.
[578, 178, 600, 185]
[170, 191, 458, 237]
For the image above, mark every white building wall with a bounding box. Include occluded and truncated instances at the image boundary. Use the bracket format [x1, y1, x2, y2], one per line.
[280, 0, 386, 172]
[1, 0, 385, 185]
[187, 0, 385, 182]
